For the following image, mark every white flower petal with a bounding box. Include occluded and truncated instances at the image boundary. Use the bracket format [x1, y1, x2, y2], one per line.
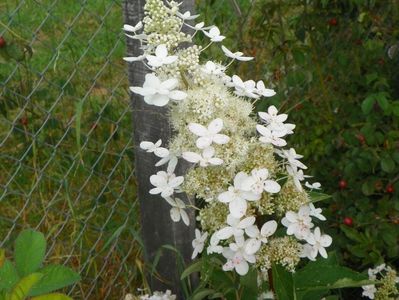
[245, 239, 261, 255]
[170, 207, 181, 222]
[182, 152, 202, 163]
[188, 123, 208, 136]
[196, 136, 212, 149]
[263, 180, 281, 194]
[229, 198, 247, 218]
[260, 220, 278, 237]
[235, 260, 249, 276]
[213, 134, 230, 144]
[169, 90, 187, 101]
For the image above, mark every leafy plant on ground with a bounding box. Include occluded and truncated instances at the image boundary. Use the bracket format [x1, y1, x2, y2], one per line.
[0, 229, 80, 300]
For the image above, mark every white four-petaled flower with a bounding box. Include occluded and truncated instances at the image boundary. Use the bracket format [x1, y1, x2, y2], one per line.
[256, 80, 276, 97]
[188, 118, 230, 149]
[192, 229, 208, 259]
[149, 171, 184, 198]
[259, 105, 295, 135]
[216, 214, 255, 240]
[256, 124, 287, 147]
[282, 205, 314, 240]
[241, 168, 281, 195]
[306, 227, 332, 259]
[203, 26, 225, 42]
[146, 44, 178, 68]
[164, 197, 190, 226]
[308, 203, 326, 221]
[222, 236, 256, 276]
[276, 148, 307, 170]
[177, 11, 200, 20]
[202, 61, 226, 75]
[140, 139, 169, 158]
[130, 73, 187, 107]
[305, 181, 321, 190]
[287, 165, 310, 192]
[218, 172, 261, 218]
[232, 75, 259, 99]
[245, 220, 278, 255]
[182, 146, 223, 167]
[221, 46, 253, 61]
[123, 21, 143, 32]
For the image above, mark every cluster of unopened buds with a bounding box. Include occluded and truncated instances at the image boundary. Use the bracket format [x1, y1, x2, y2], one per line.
[125, 0, 332, 276]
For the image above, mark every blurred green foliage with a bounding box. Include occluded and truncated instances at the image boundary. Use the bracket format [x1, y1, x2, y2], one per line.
[202, 0, 399, 270]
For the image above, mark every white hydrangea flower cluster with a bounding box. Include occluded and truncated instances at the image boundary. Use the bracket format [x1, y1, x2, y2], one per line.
[126, 0, 332, 277]
[125, 289, 177, 300]
[362, 264, 399, 299]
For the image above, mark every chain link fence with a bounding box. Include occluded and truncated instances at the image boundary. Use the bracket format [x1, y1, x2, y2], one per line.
[0, 0, 142, 299]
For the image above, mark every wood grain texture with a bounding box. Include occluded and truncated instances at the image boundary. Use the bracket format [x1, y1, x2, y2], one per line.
[123, 0, 197, 297]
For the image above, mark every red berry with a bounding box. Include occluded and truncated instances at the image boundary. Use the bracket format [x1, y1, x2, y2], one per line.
[378, 58, 385, 66]
[328, 18, 338, 26]
[343, 217, 353, 226]
[339, 180, 347, 190]
[386, 185, 394, 194]
[19, 116, 28, 126]
[295, 103, 303, 111]
[355, 39, 363, 46]
[0, 36, 6, 48]
[356, 134, 366, 145]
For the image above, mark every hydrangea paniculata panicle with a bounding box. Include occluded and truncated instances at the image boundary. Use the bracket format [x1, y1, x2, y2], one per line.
[126, 0, 332, 279]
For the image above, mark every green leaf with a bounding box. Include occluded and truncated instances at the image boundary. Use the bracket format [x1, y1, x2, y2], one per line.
[272, 264, 294, 300]
[0, 260, 20, 291]
[381, 156, 395, 173]
[10, 273, 43, 300]
[181, 260, 202, 280]
[361, 181, 374, 196]
[376, 92, 390, 112]
[240, 268, 258, 299]
[361, 95, 375, 114]
[31, 293, 72, 300]
[309, 192, 331, 203]
[340, 226, 364, 243]
[294, 257, 368, 293]
[15, 230, 46, 277]
[192, 289, 216, 300]
[29, 265, 80, 296]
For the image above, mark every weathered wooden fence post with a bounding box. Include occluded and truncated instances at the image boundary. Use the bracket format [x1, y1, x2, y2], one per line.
[123, 0, 196, 297]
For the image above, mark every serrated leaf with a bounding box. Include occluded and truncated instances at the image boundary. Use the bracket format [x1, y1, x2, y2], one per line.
[0, 260, 20, 291]
[29, 265, 80, 296]
[10, 273, 43, 300]
[15, 230, 46, 277]
[31, 293, 72, 300]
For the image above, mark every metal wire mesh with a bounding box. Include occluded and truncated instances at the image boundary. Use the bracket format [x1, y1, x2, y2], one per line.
[0, 0, 141, 299]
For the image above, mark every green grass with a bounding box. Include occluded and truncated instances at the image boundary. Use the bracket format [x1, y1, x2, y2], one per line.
[0, 1, 144, 298]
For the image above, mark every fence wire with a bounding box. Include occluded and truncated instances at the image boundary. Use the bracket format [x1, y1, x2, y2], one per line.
[0, 0, 141, 299]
